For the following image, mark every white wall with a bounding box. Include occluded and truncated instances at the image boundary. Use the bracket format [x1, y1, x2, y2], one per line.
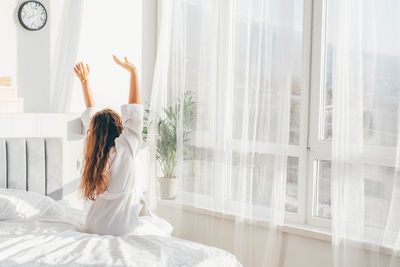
[141, 0, 157, 103]
[0, 0, 17, 80]
[0, 0, 155, 113]
[0, 0, 51, 112]
[155, 204, 332, 267]
[156, 204, 394, 267]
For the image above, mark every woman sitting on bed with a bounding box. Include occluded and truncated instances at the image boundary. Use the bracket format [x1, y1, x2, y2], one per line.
[73, 56, 172, 236]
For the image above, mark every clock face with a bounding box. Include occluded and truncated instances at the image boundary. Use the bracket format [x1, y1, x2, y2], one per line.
[18, 1, 47, 31]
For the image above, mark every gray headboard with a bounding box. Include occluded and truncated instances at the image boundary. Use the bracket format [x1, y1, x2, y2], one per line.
[0, 138, 63, 200]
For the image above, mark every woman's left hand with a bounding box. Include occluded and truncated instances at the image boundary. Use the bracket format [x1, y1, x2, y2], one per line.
[112, 55, 137, 74]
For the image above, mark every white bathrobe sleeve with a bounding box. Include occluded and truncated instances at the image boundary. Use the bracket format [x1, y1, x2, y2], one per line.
[81, 106, 101, 129]
[114, 104, 144, 157]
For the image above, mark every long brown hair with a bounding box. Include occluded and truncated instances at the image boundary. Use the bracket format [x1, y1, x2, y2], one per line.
[80, 109, 123, 200]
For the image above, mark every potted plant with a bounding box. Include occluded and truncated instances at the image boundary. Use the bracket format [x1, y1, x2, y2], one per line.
[143, 93, 196, 199]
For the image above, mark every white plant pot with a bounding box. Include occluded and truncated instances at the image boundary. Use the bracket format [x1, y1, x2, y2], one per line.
[158, 177, 177, 199]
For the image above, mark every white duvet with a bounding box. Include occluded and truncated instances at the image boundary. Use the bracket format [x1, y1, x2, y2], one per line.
[0, 194, 241, 267]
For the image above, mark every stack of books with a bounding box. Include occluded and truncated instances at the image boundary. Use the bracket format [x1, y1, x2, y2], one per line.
[0, 77, 24, 113]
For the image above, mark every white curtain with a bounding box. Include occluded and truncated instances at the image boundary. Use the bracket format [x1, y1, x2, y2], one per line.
[331, 0, 400, 266]
[49, 0, 83, 112]
[148, 0, 300, 265]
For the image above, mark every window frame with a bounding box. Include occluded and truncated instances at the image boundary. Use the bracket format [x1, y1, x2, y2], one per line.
[155, 0, 398, 232]
[155, 0, 313, 227]
[307, 0, 332, 229]
[307, 0, 399, 230]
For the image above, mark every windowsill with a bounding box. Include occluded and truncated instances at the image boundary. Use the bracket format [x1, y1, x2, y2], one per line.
[157, 198, 398, 257]
[157, 198, 331, 242]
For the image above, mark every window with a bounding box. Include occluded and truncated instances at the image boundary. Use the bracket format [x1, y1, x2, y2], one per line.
[162, 0, 399, 230]
[308, 0, 400, 229]
[178, 0, 306, 222]
[228, 0, 304, 217]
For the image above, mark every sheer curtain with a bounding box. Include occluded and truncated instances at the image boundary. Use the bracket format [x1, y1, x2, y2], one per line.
[147, 0, 300, 265]
[49, 0, 83, 112]
[331, 0, 400, 266]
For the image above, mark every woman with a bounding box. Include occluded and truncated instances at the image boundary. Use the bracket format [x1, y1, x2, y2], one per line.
[73, 56, 172, 236]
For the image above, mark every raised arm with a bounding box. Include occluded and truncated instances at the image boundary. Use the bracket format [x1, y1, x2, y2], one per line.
[112, 55, 141, 104]
[74, 62, 95, 108]
[112, 55, 143, 156]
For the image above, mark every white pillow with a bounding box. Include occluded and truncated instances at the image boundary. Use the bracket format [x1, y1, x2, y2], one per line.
[0, 188, 64, 220]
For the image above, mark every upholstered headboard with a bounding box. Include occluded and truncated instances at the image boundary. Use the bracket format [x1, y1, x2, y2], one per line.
[0, 138, 63, 200]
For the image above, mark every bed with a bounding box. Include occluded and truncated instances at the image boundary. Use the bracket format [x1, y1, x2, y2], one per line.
[0, 137, 241, 267]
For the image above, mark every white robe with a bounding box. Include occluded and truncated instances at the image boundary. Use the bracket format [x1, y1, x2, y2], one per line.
[81, 104, 172, 236]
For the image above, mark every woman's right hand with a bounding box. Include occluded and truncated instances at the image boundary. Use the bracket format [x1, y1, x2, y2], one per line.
[74, 62, 90, 83]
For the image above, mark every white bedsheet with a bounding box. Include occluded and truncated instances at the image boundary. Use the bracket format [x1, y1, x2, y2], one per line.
[0, 205, 241, 267]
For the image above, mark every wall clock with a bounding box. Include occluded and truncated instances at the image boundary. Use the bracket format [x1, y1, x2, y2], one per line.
[18, 1, 47, 31]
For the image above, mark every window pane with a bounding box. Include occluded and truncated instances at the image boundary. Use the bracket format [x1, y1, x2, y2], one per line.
[315, 160, 332, 219]
[232, 0, 303, 145]
[314, 159, 399, 227]
[182, 146, 215, 196]
[182, 148, 299, 215]
[286, 156, 299, 213]
[363, 165, 396, 229]
[182, 149, 300, 216]
[230, 154, 298, 213]
[322, 0, 400, 145]
[290, 0, 303, 145]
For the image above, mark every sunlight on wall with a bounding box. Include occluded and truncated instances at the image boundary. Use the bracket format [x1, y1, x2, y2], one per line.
[0, 1, 17, 79]
[70, 0, 143, 113]
[0, 0, 144, 113]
